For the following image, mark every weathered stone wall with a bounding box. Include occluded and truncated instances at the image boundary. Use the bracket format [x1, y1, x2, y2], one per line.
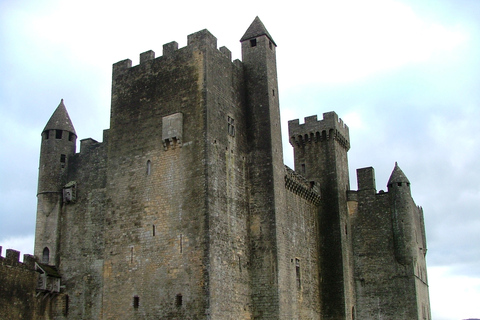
[102, 33, 211, 319]
[284, 168, 322, 319]
[202, 39, 251, 319]
[351, 167, 431, 320]
[54, 134, 108, 319]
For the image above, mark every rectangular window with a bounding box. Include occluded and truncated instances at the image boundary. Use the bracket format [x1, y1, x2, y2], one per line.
[60, 154, 66, 168]
[133, 296, 139, 309]
[56, 130, 62, 139]
[295, 258, 301, 290]
[176, 294, 182, 307]
[227, 116, 235, 137]
[250, 39, 257, 47]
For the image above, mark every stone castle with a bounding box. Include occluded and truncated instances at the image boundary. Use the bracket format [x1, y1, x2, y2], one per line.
[0, 17, 431, 319]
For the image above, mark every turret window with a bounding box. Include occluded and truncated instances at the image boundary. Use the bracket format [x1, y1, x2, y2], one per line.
[42, 247, 50, 264]
[68, 132, 74, 141]
[250, 39, 257, 47]
[45, 131, 50, 140]
[60, 154, 66, 168]
[56, 130, 62, 139]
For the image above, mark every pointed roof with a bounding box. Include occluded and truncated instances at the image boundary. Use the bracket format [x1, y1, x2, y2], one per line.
[240, 16, 276, 46]
[388, 162, 410, 185]
[43, 99, 76, 135]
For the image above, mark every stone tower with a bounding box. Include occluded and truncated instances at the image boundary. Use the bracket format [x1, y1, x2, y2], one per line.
[288, 112, 354, 319]
[241, 17, 294, 319]
[351, 164, 431, 319]
[34, 99, 77, 266]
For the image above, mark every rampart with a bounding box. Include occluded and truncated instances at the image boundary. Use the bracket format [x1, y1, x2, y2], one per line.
[0, 248, 39, 319]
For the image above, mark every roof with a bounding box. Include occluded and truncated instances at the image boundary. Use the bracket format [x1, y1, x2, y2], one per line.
[35, 262, 61, 278]
[240, 16, 276, 46]
[388, 162, 410, 185]
[43, 99, 76, 135]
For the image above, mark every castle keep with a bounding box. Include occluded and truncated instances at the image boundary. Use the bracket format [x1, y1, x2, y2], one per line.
[1, 17, 430, 319]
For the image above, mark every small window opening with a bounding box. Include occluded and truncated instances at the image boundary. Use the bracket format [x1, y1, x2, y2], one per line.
[295, 258, 301, 290]
[227, 116, 235, 137]
[42, 247, 50, 264]
[45, 131, 50, 140]
[152, 224, 156, 237]
[179, 234, 183, 253]
[60, 154, 66, 168]
[64, 295, 69, 316]
[238, 255, 242, 273]
[301, 164, 305, 174]
[68, 132, 74, 141]
[130, 246, 134, 263]
[397, 182, 402, 187]
[133, 296, 139, 309]
[269, 41, 273, 50]
[146, 160, 151, 175]
[250, 39, 257, 47]
[56, 130, 62, 139]
[272, 89, 275, 97]
[176, 294, 183, 307]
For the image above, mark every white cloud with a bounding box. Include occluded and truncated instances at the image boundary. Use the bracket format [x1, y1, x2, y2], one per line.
[429, 266, 480, 320]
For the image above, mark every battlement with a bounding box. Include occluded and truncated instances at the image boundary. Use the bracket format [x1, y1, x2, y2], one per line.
[0, 247, 36, 270]
[288, 112, 350, 150]
[285, 166, 321, 205]
[112, 29, 238, 77]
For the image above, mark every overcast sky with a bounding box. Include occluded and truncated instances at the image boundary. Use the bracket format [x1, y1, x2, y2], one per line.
[1, 0, 479, 319]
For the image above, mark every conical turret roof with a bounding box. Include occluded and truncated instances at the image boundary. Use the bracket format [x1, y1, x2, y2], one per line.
[43, 99, 76, 135]
[388, 162, 410, 185]
[240, 16, 276, 46]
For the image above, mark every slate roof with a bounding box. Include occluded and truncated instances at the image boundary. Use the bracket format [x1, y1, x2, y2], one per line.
[240, 16, 276, 46]
[43, 99, 76, 135]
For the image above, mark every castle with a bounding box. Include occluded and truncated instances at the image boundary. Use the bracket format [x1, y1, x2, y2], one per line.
[0, 17, 430, 319]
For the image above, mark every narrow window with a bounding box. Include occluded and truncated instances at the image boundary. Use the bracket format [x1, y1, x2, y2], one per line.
[227, 116, 235, 137]
[176, 294, 183, 307]
[45, 130, 50, 140]
[272, 89, 275, 97]
[130, 246, 134, 263]
[64, 295, 69, 316]
[179, 234, 183, 253]
[295, 258, 301, 289]
[269, 41, 273, 50]
[42, 247, 50, 264]
[152, 224, 156, 237]
[250, 39, 257, 47]
[146, 160, 151, 175]
[60, 154, 66, 168]
[68, 132, 74, 141]
[301, 164, 305, 174]
[133, 296, 139, 309]
[56, 129, 62, 139]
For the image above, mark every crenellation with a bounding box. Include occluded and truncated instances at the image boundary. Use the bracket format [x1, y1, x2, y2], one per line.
[140, 50, 155, 64]
[219, 46, 232, 61]
[288, 111, 350, 150]
[187, 29, 217, 50]
[163, 41, 179, 57]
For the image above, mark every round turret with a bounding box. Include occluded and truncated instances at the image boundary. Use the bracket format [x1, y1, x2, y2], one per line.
[387, 162, 411, 195]
[35, 99, 76, 265]
[37, 99, 77, 193]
